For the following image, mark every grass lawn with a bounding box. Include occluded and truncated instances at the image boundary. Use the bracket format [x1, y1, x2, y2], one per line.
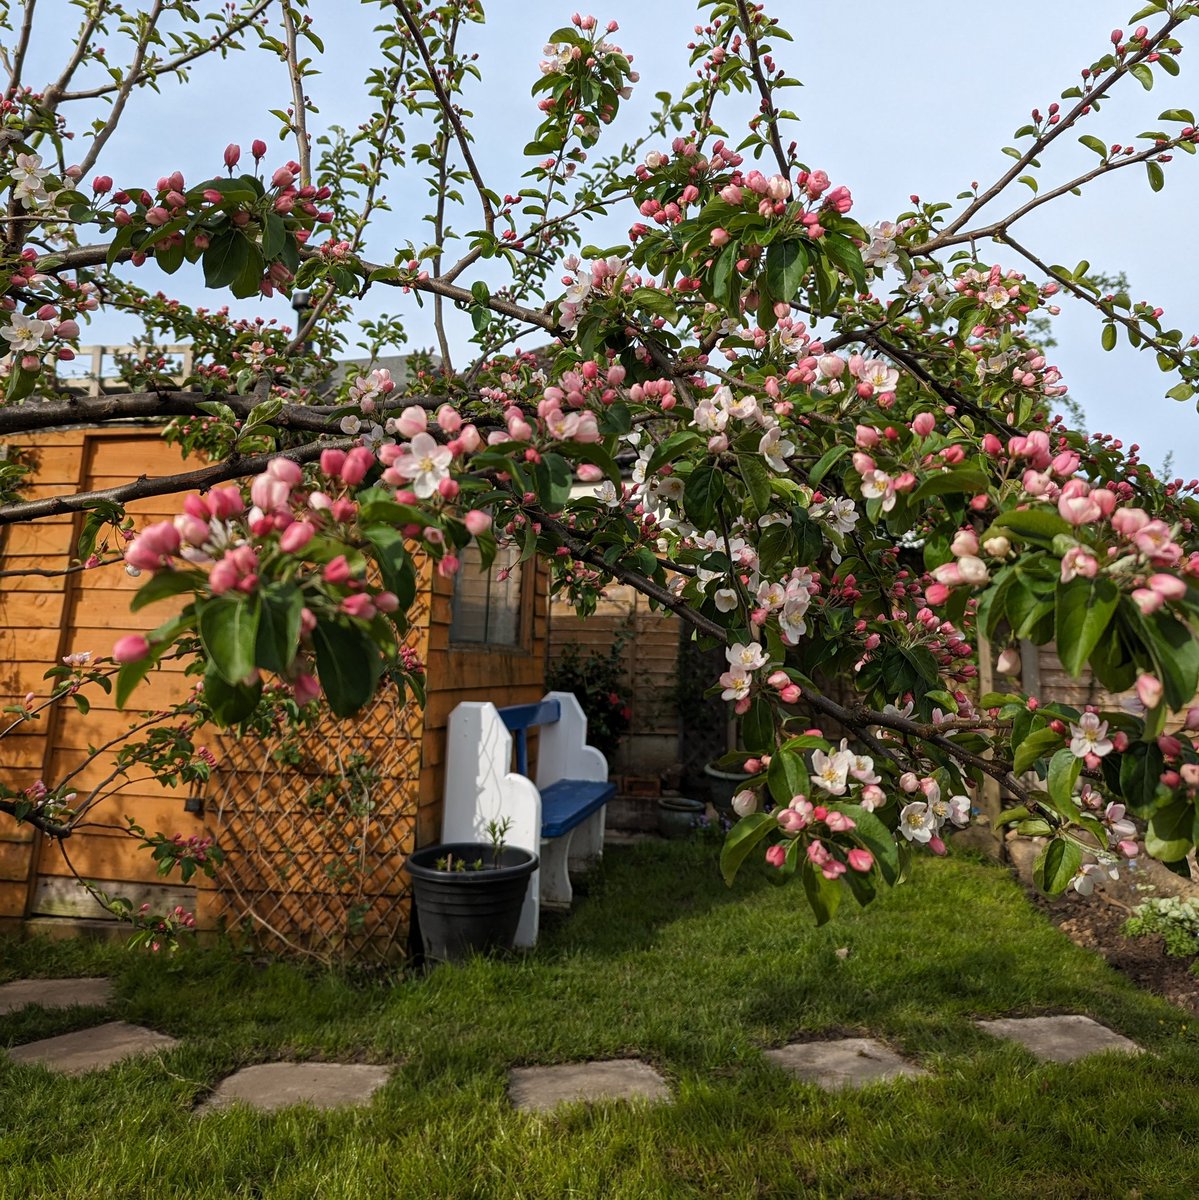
[3, 839, 1199, 1199]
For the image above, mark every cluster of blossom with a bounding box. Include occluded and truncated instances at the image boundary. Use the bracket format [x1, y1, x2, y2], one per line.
[133, 901, 197, 953]
[558, 254, 630, 330]
[114, 415, 500, 699]
[895, 775, 972, 850]
[766, 799, 875, 880]
[1, 250, 90, 369]
[8, 151, 58, 209]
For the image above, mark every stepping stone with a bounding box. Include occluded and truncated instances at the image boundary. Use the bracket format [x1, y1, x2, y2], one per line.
[0, 977, 113, 1015]
[5, 1021, 178, 1075]
[509, 1059, 670, 1113]
[196, 1062, 392, 1114]
[975, 1014, 1142, 1064]
[764, 1038, 928, 1090]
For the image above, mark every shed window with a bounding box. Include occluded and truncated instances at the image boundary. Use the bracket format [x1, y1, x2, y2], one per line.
[450, 542, 524, 647]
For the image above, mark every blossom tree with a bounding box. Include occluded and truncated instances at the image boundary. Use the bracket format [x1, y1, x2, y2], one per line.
[2, 0, 1199, 927]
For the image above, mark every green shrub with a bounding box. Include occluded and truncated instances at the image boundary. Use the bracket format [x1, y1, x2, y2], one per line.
[1123, 895, 1199, 961]
[546, 632, 632, 761]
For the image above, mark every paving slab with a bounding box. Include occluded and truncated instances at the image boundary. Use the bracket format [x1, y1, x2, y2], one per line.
[975, 1014, 1142, 1063]
[6, 1021, 178, 1075]
[0, 977, 113, 1015]
[509, 1058, 670, 1113]
[764, 1038, 928, 1090]
[196, 1062, 393, 1114]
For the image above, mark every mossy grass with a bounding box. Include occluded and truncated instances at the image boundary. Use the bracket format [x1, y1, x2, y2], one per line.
[3, 842, 1199, 1199]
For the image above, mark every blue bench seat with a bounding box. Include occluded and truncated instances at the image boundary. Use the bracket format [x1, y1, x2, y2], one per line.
[540, 779, 617, 839]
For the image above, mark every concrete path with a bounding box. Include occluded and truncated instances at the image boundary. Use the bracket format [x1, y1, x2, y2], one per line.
[975, 1014, 1143, 1063]
[0, 977, 113, 1014]
[765, 1037, 928, 1090]
[509, 1059, 670, 1113]
[0, 976, 1148, 1102]
[197, 1062, 393, 1114]
[6, 1020, 179, 1075]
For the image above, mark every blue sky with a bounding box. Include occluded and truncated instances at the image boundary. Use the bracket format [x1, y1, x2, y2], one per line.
[26, 0, 1199, 471]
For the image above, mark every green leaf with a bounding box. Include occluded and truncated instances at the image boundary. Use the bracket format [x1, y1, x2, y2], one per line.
[202, 231, 250, 289]
[801, 860, 842, 926]
[130, 570, 201, 612]
[362, 525, 417, 612]
[719, 812, 775, 885]
[994, 805, 1032, 828]
[254, 582, 304, 675]
[1014, 726, 1064, 776]
[836, 804, 900, 886]
[1101, 323, 1118, 351]
[1130, 62, 1154, 90]
[991, 509, 1073, 547]
[1146, 160, 1165, 192]
[819, 233, 866, 294]
[1033, 837, 1082, 895]
[683, 466, 725, 528]
[912, 466, 989, 501]
[1143, 610, 1199, 711]
[808, 443, 849, 487]
[203, 667, 262, 726]
[196, 593, 261, 685]
[1079, 134, 1109, 158]
[764, 239, 809, 303]
[741, 695, 774, 753]
[115, 654, 159, 709]
[1055, 576, 1118, 677]
[737, 452, 773, 516]
[1047, 748, 1082, 810]
[644, 430, 702, 476]
[312, 620, 381, 717]
[767, 747, 809, 807]
[1146, 800, 1195, 862]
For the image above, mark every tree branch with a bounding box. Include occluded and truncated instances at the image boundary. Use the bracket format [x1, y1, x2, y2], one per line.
[932, 14, 1183, 246]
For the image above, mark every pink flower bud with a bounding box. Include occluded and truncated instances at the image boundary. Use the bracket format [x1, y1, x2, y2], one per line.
[847, 848, 874, 873]
[323, 555, 351, 585]
[320, 448, 347, 477]
[911, 412, 935, 437]
[293, 672, 321, 705]
[765, 844, 787, 869]
[252, 139, 267, 160]
[224, 143, 241, 169]
[1136, 672, 1163, 711]
[279, 521, 315, 553]
[112, 634, 150, 664]
[340, 446, 375, 486]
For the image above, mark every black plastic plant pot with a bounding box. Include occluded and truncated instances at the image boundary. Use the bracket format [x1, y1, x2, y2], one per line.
[403, 842, 538, 964]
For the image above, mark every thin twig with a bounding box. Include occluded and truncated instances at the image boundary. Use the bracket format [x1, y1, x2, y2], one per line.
[280, 3, 311, 186]
[77, 0, 166, 177]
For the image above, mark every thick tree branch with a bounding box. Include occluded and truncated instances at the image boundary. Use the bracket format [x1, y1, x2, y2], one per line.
[0, 437, 350, 524]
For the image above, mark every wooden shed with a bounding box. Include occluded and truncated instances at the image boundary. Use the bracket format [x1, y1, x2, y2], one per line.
[0, 426, 549, 960]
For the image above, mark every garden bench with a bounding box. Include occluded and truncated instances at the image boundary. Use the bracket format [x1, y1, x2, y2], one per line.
[441, 691, 615, 947]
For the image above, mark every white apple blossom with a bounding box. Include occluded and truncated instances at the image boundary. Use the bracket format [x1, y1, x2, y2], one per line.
[2, 312, 50, 354]
[811, 748, 852, 796]
[1069, 712, 1114, 759]
[899, 801, 934, 843]
[390, 432, 453, 498]
[759, 427, 795, 473]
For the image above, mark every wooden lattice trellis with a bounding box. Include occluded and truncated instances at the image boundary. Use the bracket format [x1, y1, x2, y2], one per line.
[204, 676, 424, 964]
